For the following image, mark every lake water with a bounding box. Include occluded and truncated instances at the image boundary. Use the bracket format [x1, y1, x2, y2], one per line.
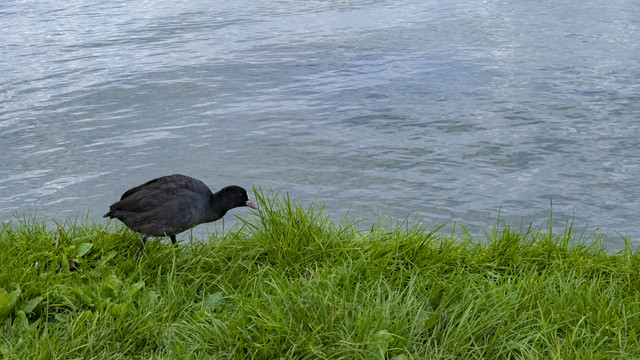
[1, 0, 639, 250]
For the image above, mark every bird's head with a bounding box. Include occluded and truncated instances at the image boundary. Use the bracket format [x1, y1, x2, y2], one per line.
[217, 185, 258, 210]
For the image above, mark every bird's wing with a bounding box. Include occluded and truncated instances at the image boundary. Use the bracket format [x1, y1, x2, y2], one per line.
[111, 175, 210, 212]
[120, 176, 167, 200]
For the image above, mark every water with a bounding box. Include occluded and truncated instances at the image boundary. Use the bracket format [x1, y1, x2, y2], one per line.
[1, 0, 639, 250]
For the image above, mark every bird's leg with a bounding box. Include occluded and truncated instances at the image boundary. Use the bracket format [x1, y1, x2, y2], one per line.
[134, 235, 148, 261]
[170, 235, 177, 245]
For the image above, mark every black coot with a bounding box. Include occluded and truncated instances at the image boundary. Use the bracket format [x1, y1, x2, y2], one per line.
[104, 174, 257, 258]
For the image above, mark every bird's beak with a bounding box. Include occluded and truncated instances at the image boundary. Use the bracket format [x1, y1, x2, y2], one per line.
[246, 199, 258, 210]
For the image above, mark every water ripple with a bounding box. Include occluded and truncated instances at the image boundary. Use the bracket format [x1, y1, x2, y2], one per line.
[1, 0, 639, 247]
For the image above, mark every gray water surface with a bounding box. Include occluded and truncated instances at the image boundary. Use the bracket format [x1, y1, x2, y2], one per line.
[2, 0, 639, 249]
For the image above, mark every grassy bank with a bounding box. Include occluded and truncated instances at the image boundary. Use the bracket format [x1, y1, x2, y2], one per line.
[1, 192, 639, 359]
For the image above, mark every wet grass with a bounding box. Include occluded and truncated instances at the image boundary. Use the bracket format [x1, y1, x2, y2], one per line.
[1, 191, 640, 359]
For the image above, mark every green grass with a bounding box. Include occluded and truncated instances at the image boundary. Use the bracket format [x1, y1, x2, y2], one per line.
[1, 191, 639, 359]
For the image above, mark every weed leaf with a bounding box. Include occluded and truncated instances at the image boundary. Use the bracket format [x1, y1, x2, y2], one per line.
[76, 242, 93, 258]
[0, 288, 21, 322]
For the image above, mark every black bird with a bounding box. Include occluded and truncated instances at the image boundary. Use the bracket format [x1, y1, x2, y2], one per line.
[104, 174, 257, 259]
